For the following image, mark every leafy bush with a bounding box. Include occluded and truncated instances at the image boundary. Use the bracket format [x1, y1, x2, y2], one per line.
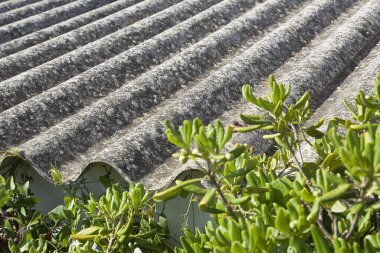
[0, 174, 169, 252]
[155, 74, 380, 252]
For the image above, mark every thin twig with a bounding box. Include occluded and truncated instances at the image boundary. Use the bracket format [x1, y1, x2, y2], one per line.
[107, 236, 115, 253]
[343, 188, 364, 239]
[343, 211, 360, 239]
[332, 214, 338, 237]
[290, 124, 304, 164]
[194, 157, 239, 221]
[317, 208, 333, 243]
[208, 172, 238, 221]
[284, 138, 308, 179]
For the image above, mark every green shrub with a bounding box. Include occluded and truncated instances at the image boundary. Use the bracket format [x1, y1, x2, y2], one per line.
[155, 74, 380, 252]
[0, 174, 169, 252]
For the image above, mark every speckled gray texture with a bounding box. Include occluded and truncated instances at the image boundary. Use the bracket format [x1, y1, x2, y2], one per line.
[0, 0, 41, 14]
[0, 0, 183, 80]
[0, 0, 76, 27]
[299, 42, 380, 161]
[0, 0, 229, 111]
[89, 0, 377, 186]
[0, 0, 140, 58]
[0, 0, 310, 151]
[0, 0, 119, 45]
[1, 0, 379, 189]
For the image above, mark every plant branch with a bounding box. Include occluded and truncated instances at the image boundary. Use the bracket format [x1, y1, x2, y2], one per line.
[107, 236, 115, 253]
[343, 188, 365, 239]
[290, 124, 304, 164]
[317, 208, 333, 243]
[284, 138, 307, 179]
[206, 170, 238, 221]
[332, 213, 338, 237]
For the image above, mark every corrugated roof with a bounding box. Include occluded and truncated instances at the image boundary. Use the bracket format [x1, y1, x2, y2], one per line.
[0, 0, 379, 190]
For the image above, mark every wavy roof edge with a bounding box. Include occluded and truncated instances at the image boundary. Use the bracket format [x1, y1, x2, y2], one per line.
[0, 0, 379, 190]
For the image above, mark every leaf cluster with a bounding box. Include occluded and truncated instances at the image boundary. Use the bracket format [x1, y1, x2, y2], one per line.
[0, 175, 169, 253]
[157, 74, 380, 252]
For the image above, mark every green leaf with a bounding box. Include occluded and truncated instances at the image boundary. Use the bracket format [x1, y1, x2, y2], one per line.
[240, 114, 270, 125]
[0, 188, 10, 208]
[182, 184, 208, 195]
[242, 85, 258, 105]
[234, 125, 266, 132]
[311, 225, 332, 253]
[180, 237, 195, 253]
[318, 184, 351, 203]
[245, 186, 270, 194]
[6, 177, 15, 190]
[50, 167, 62, 185]
[306, 128, 324, 139]
[301, 188, 315, 203]
[179, 120, 192, 147]
[215, 120, 225, 152]
[274, 101, 283, 118]
[307, 201, 320, 222]
[225, 144, 247, 160]
[153, 178, 203, 202]
[131, 237, 162, 252]
[275, 208, 290, 237]
[294, 91, 310, 109]
[17, 181, 29, 197]
[231, 241, 247, 253]
[223, 125, 233, 148]
[167, 130, 186, 149]
[331, 200, 347, 213]
[274, 136, 288, 150]
[72, 226, 102, 240]
[27, 211, 42, 228]
[4, 219, 16, 238]
[199, 189, 216, 211]
[229, 196, 251, 205]
[263, 133, 281, 140]
[228, 219, 241, 242]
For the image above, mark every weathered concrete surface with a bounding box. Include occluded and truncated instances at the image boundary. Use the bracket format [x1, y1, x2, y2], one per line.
[0, 0, 379, 190]
[0, 0, 76, 27]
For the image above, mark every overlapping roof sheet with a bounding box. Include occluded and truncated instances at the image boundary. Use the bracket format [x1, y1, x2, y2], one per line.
[0, 0, 379, 189]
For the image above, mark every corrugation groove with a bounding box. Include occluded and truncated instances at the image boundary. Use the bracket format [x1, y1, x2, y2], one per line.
[0, 0, 184, 80]
[0, 0, 141, 58]
[0, 0, 227, 110]
[0, 0, 379, 189]
[91, 0, 375, 184]
[0, 0, 77, 27]
[0, 0, 303, 150]
[33, 0, 312, 175]
[0, 0, 42, 14]
[0, 0, 120, 45]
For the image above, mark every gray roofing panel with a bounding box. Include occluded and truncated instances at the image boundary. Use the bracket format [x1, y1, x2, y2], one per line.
[0, 0, 379, 189]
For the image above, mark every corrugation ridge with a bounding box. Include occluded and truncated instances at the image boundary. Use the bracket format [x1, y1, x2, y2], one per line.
[0, 0, 305, 151]
[166, 41, 380, 190]
[92, 0, 379, 187]
[0, 0, 41, 14]
[0, 0, 120, 45]
[0, 0, 141, 58]
[12, 0, 359, 181]
[0, 0, 183, 80]
[0, 0, 76, 27]
[169, 1, 380, 187]
[215, 0, 371, 152]
[308, 44, 380, 129]
[299, 42, 380, 161]
[0, 0, 227, 111]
